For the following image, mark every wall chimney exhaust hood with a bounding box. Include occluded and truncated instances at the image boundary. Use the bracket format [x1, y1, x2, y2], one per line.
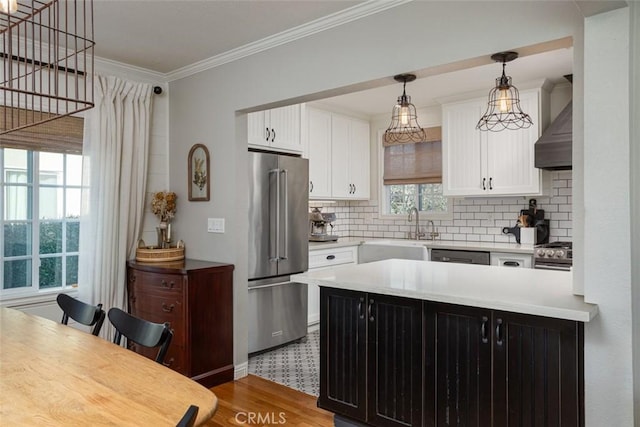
[534, 100, 572, 170]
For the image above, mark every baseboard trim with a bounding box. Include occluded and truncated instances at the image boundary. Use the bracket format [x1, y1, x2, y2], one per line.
[235, 362, 249, 380]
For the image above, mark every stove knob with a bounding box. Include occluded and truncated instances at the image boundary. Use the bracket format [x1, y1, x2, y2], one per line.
[536, 249, 547, 257]
[545, 249, 555, 257]
[555, 250, 565, 258]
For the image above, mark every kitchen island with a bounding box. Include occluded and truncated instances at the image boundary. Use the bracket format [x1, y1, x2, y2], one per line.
[294, 259, 596, 427]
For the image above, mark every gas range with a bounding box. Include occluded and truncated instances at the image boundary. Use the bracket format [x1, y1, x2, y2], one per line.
[534, 241, 572, 271]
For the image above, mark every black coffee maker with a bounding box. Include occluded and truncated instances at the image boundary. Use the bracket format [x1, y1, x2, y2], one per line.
[502, 199, 549, 244]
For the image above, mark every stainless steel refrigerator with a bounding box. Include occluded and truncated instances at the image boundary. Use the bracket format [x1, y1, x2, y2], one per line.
[247, 150, 309, 354]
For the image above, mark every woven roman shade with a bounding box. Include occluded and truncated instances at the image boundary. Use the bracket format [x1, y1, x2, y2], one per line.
[383, 126, 442, 185]
[0, 107, 84, 154]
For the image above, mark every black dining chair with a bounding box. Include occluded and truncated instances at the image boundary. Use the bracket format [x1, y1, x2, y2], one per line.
[176, 405, 199, 427]
[56, 293, 106, 336]
[107, 307, 173, 364]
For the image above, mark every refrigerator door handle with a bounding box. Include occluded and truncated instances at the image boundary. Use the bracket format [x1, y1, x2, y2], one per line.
[280, 169, 289, 260]
[269, 168, 280, 262]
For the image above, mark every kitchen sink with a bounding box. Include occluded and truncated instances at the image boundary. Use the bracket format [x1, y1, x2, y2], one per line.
[359, 240, 428, 263]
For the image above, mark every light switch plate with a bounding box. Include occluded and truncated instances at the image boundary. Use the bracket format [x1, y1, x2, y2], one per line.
[207, 218, 225, 233]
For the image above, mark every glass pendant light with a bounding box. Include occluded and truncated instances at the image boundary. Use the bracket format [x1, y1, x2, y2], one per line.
[384, 74, 426, 144]
[476, 52, 532, 132]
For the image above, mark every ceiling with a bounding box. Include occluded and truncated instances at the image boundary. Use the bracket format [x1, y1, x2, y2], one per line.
[92, 1, 575, 117]
[93, 0, 365, 74]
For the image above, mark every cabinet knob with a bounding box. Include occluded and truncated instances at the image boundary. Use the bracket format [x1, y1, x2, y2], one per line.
[161, 302, 175, 313]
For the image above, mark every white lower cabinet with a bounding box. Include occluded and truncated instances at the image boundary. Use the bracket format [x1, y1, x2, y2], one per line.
[490, 252, 532, 268]
[307, 245, 358, 327]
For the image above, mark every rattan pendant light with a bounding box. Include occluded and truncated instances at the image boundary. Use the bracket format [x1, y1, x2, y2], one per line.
[1, 0, 94, 135]
[476, 52, 532, 132]
[384, 74, 426, 144]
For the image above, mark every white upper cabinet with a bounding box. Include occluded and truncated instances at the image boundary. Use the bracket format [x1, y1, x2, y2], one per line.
[307, 107, 332, 198]
[306, 107, 370, 200]
[248, 104, 304, 154]
[442, 88, 546, 197]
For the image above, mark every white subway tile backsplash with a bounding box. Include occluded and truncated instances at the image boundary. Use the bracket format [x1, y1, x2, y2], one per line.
[311, 171, 572, 244]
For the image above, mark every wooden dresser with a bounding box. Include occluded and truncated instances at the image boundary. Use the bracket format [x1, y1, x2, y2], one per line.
[126, 259, 234, 388]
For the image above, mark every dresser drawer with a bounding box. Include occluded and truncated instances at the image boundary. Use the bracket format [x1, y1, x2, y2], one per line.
[309, 246, 358, 269]
[130, 270, 184, 292]
[129, 342, 186, 375]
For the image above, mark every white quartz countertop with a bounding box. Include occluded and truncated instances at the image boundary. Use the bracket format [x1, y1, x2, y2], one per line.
[294, 259, 597, 322]
[309, 237, 535, 254]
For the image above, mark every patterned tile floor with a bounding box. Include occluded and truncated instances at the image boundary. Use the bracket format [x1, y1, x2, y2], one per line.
[248, 330, 319, 397]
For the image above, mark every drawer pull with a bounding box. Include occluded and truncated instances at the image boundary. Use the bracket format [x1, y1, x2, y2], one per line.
[504, 261, 520, 267]
[160, 280, 175, 289]
[326, 255, 336, 260]
[161, 303, 175, 313]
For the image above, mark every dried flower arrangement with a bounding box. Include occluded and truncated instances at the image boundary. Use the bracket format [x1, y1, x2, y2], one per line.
[151, 191, 177, 223]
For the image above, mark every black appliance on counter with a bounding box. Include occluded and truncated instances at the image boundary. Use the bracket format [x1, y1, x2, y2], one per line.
[502, 199, 549, 244]
[534, 241, 572, 271]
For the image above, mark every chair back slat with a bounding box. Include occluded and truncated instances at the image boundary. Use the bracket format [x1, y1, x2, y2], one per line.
[108, 308, 173, 364]
[56, 294, 106, 336]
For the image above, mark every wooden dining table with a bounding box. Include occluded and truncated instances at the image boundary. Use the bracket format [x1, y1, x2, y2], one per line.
[0, 307, 218, 426]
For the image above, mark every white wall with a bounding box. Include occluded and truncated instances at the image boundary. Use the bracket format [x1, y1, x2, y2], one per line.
[583, 7, 633, 425]
[165, 1, 636, 423]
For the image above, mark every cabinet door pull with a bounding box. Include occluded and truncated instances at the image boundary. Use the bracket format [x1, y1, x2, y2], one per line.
[489, 177, 493, 190]
[496, 318, 504, 346]
[326, 255, 336, 260]
[310, 181, 313, 192]
[368, 299, 374, 322]
[162, 357, 174, 368]
[482, 178, 486, 190]
[353, 184, 356, 194]
[271, 128, 276, 142]
[265, 127, 270, 141]
[161, 303, 175, 313]
[160, 280, 175, 289]
[358, 297, 365, 319]
[481, 316, 489, 344]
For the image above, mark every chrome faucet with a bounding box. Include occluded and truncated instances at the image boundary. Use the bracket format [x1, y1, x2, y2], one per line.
[426, 220, 440, 241]
[408, 207, 423, 240]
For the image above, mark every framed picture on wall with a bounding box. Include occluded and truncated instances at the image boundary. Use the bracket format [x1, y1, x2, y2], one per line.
[188, 143, 210, 201]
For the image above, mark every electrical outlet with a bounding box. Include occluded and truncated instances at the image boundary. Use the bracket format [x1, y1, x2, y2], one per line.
[207, 218, 225, 233]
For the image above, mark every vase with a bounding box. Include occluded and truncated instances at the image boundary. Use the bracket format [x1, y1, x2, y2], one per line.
[155, 221, 168, 249]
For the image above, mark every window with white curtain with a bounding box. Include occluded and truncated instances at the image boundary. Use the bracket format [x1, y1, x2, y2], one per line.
[1, 147, 82, 297]
[381, 126, 451, 217]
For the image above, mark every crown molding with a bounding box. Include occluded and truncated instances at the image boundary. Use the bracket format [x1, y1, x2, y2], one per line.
[94, 56, 167, 84]
[166, 0, 412, 82]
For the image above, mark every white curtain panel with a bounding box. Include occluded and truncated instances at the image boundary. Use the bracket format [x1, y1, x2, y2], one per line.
[78, 75, 152, 340]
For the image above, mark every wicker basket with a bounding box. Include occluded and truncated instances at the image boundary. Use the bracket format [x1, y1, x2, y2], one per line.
[135, 246, 185, 263]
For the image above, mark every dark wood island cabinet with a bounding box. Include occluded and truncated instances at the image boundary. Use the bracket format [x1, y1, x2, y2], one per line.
[320, 287, 584, 427]
[126, 259, 234, 388]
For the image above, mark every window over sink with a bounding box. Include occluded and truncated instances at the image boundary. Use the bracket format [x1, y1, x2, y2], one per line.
[379, 128, 451, 218]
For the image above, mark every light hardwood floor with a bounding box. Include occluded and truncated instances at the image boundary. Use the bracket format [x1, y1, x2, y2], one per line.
[208, 375, 334, 426]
